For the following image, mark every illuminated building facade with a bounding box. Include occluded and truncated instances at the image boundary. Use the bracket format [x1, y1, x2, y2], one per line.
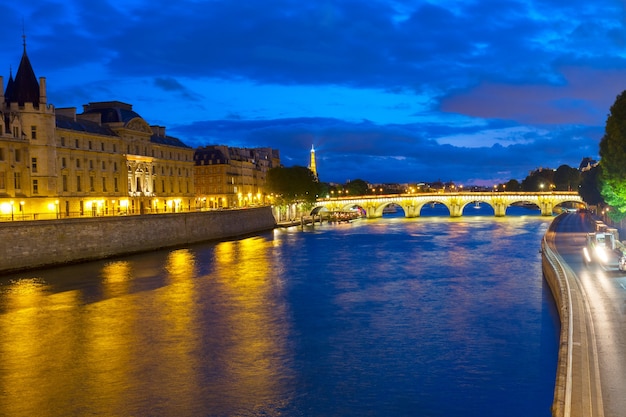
[194, 145, 280, 208]
[0, 43, 195, 219]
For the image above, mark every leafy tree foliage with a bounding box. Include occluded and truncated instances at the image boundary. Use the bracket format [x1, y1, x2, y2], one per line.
[553, 165, 581, 191]
[600, 90, 626, 221]
[267, 166, 321, 204]
[521, 169, 554, 191]
[345, 179, 369, 196]
[504, 179, 521, 191]
[579, 165, 604, 206]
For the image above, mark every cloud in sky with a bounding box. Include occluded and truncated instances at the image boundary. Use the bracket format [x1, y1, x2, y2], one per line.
[2, 0, 624, 185]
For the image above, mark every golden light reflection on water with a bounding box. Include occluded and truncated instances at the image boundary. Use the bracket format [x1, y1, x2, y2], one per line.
[212, 237, 291, 411]
[0, 278, 85, 416]
[0, 239, 291, 416]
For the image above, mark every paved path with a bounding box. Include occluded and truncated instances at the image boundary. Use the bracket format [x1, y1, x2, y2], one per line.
[548, 213, 626, 417]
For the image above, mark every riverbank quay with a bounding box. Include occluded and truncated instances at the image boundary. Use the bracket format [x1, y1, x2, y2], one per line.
[542, 214, 604, 417]
[0, 206, 276, 274]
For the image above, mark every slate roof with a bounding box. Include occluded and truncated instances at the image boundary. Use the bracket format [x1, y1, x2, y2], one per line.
[151, 134, 192, 149]
[5, 46, 40, 106]
[82, 106, 142, 124]
[55, 114, 119, 137]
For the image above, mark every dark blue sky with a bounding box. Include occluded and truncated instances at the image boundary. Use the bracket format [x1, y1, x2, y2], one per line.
[3, 1, 621, 185]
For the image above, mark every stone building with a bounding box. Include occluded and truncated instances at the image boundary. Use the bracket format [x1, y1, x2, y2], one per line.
[194, 145, 280, 208]
[0, 42, 194, 220]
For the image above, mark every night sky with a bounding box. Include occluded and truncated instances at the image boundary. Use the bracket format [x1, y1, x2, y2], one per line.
[3, 1, 621, 186]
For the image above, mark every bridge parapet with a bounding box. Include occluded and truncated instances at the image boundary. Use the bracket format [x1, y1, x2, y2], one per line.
[314, 192, 583, 218]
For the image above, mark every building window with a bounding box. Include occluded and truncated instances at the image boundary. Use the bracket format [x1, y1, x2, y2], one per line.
[113, 144, 117, 153]
[102, 177, 107, 192]
[61, 136, 66, 146]
[89, 141, 92, 150]
[31, 126, 37, 140]
[102, 161, 106, 170]
[75, 139, 79, 148]
[76, 159, 81, 168]
[14, 172, 21, 190]
[90, 176, 95, 192]
[31, 157, 37, 173]
[32, 179, 38, 194]
[101, 142, 105, 151]
[114, 162, 118, 171]
[13, 126, 19, 138]
[0, 172, 5, 189]
[114, 177, 119, 192]
[89, 160, 94, 170]
[14, 149, 21, 162]
[77, 175, 82, 192]
[0, 148, 4, 161]
[62, 175, 68, 192]
[62, 157, 67, 168]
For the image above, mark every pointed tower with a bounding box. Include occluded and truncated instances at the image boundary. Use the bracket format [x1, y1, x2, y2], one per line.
[7, 37, 40, 107]
[309, 145, 318, 179]
[3, 34, 57, 199]
[4, 68, 14, 104]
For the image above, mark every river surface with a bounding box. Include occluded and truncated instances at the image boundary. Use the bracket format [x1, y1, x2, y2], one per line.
[0, 207, 559, 416]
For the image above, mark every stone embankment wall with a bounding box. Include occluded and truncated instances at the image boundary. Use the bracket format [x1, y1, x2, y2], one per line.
[541, 214, 570, 417]
[0, 207, 276, 274]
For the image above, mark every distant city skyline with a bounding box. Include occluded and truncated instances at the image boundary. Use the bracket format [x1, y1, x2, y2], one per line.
[2, 1, 619, 185]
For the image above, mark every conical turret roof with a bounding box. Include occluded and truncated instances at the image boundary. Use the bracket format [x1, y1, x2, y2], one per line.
[4, 69, 14, 103]
[7, 43, 40, 106]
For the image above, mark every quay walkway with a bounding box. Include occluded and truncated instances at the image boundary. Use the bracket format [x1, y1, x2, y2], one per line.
[543, 212, 626, 417]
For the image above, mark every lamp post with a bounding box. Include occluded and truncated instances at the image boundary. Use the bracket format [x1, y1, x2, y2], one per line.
[10, 200, 14, 221]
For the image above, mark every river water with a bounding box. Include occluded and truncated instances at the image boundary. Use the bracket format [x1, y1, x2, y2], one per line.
[0, 207, 559, 417]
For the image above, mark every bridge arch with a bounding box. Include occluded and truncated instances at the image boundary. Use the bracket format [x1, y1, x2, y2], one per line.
[315, 192, 584, 218]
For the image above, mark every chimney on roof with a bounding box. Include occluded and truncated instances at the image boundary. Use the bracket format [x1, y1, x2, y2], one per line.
[151, 125, 166, 137]
[39, 77, 46, 105]
[56, 107, 77, 121]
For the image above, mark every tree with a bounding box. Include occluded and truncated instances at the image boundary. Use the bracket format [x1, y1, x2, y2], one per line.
[579, 165, 604, 206]
[344, 179, 369, 196]
[266, 166, 321, 205]
[553, 165, 581, 191]
[521, 168, 554, 191]
[505, 179, 521, 191]
[600, 90, 626, 221]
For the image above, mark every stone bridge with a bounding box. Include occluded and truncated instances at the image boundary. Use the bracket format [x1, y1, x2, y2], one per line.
[313, 191, 584, 218]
